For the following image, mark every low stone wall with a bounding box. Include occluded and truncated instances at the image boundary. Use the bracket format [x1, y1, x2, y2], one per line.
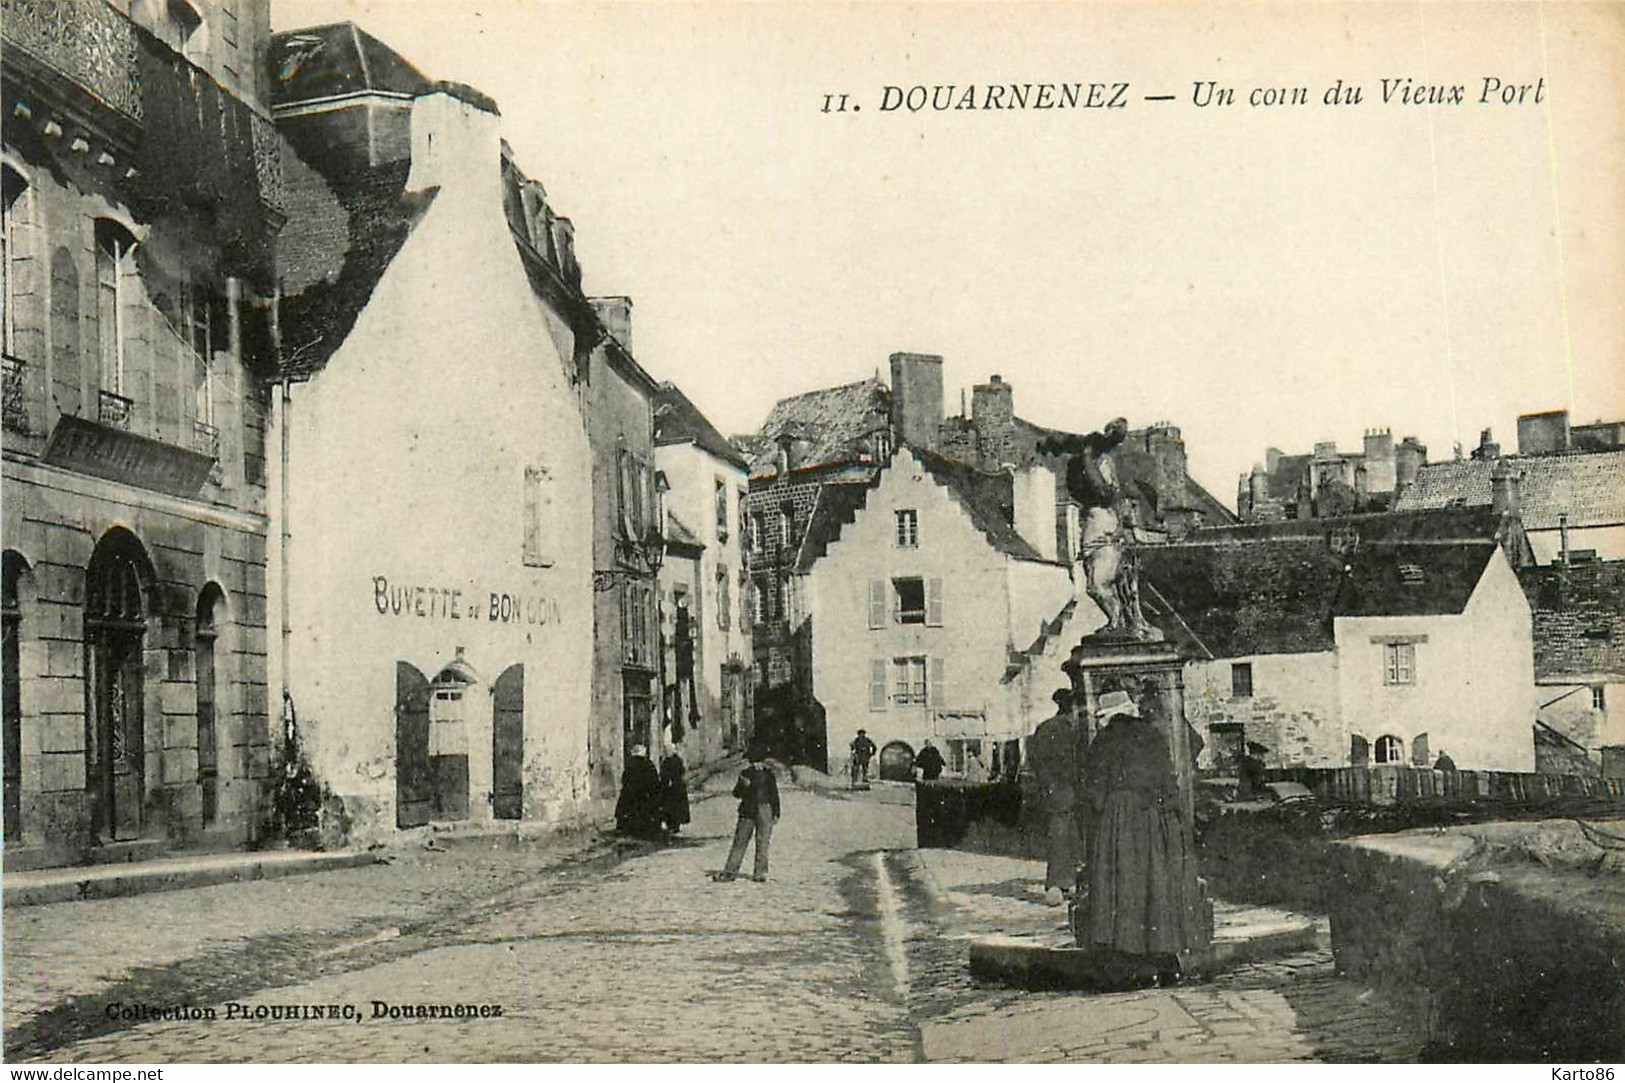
[1327, 828, 1625, 1061]
[1267, 765, 1625, 804]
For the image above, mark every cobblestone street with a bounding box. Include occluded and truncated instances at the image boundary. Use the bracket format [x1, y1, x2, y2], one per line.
[5, 780, 1425, 1063]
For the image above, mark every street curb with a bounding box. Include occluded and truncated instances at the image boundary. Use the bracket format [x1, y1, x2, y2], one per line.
[3, 850, 381, 908]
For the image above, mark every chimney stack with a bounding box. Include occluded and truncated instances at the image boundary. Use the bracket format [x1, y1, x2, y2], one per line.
[971, 374, 1014, 469]
[590, 296, 633, 355]
[1490, 459, 1522, 518]
[889, 352, 944, 454]
[1010, 464, 1058, 562]
[1472, 427, 1500, 461]
[1517, 409, 1571, 455]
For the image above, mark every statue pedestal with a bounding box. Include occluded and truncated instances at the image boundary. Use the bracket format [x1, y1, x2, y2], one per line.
[1063, 635, 1197, 825]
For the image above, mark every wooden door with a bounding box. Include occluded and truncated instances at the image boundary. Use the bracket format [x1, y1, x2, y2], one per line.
[94, 630, 144, 840]
[395, 662, 431, 828]
[492, 664, 523, 820]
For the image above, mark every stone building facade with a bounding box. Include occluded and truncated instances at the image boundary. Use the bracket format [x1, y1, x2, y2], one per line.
[1, 0, 283, 867]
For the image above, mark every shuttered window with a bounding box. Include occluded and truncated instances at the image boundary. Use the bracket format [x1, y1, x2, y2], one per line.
[926, 577, 944, 626]
[930, 657, 945, 709]
[868, 579, 885, 629]
[869, 659, 888, 711]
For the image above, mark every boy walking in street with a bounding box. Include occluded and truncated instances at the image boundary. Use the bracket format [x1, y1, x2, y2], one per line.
[713, 745, 781, 883]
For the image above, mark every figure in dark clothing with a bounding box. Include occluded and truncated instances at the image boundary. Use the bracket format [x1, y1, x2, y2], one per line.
[615, 745, 664, 838]
[1082, 691, 1207, 982]
[1028, 688, 1085, 902]
[714, 746, 780, 882]
[914, 740, 946, 781]
[850, 730, 877, 786]
[673, 598, 700, 726]
[1237, 741, 1268, 799]
[659, 748, 691, 834]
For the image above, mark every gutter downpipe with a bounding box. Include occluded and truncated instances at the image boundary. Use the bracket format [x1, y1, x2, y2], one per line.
[270, 284, 294, 756]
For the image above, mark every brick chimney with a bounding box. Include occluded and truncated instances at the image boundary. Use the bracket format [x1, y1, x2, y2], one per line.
[889, 352, 944, 453]
[590, 296, 633, 354]
[1491, 459, 1522, 518]
[1471, 427, 1500, 461]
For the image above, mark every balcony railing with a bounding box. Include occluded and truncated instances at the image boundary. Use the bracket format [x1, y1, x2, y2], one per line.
[2, 356, 29, 434]
[192, 419, 219, 457]
[98, 389, 133, 430]
[0, 0, 143, 122]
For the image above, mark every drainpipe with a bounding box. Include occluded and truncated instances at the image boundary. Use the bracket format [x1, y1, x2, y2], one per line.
[1559, 514, 1570, 566]
[269, 283, 294, 753]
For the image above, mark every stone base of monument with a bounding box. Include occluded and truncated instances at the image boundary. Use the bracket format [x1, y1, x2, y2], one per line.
[967, 902, 1319, 991]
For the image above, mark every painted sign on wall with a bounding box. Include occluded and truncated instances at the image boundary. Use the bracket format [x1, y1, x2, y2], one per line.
[372, 576, 561, 626]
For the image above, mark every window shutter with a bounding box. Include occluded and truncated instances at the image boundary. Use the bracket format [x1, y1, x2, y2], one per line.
[869, 659, 888, 711]
[718, 575, 731, 630]
[927, 577, 944, 626]
[868, 579, 885, 629]
[929, 657, 945, 709]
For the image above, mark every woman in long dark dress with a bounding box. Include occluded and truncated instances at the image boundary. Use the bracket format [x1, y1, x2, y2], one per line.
[615, 745, 664, 838]
[1083, 690, 1206, 982]
[659, 748, 691, 834]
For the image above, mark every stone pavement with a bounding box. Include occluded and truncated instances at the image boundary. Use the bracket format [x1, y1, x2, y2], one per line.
[8, 781, 919, 1063]
[7, 780, 1427, 1063]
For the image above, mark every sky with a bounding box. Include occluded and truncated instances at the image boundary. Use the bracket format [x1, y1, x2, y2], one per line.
[270, 0, 1625, 506]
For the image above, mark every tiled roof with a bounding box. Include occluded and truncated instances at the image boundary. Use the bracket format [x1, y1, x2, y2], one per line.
[276, 161, 436, 379]
[270, 23, 431, 106]
[654, 383, 748, 470]
[1395, 450, 1625, 530]
[749, 378, 890, 476]
[1520, 561, 1625, 681]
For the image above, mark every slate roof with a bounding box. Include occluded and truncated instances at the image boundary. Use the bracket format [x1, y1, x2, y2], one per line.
[1395, 450, 1625, 531]
[654, 383, 748, 470]
[276, 161, 437, 379]
[270, 23, 431, 106]
[1139, 540, 1346, 657]
[1141, 509, 1506, 657]
[747, 378, 890, 477]
[914, 449, 1048, 563]
[663, 512, 706, 555]
[1519, 561, 1625, 681]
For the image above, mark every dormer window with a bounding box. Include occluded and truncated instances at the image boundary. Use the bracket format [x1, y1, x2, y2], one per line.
[1398, 563, 1425, 586]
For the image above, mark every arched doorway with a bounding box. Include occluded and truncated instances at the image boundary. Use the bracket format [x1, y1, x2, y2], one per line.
[195, 585, 225, 827]
[427, 663, 474, 821]
[878, 740, 915, 782]
[492, 664, 523, 820]
[85, 530, 152, 841]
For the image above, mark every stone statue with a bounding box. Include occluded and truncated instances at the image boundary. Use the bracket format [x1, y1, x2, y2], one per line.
[1039, 417, 1156, 639]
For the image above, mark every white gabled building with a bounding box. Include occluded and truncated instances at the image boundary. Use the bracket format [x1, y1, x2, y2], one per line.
[267, 35, 602, 843]
[805, 447, 1094, 781]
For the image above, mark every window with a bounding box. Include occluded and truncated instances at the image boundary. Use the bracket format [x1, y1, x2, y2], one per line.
[716, 565, 730, 631]
[180, 280, 214, 427]
[195, 585, 223, 827]
[892, 656, 928, 706]
[621, 582, 656, 668]
[873, 430, 892, 462]
[523, 465, 553, 567]
[895, 509, 918, 549]
[736, 488, 748, 548]
[714, 479, 728, 541]
[892, 577, 926, 624]
[747, 512, 762, 554]
[1231, 662, 1253, 699]
[1383, 642, 1416, 686]
[616, 446, 646, 539]
[1373, 735, 1404, 765]
[1594, 686, 1607, 712]
[95, 219, 137, 397]
[779, 508, 793, 550]
[1, 166, 25, 357]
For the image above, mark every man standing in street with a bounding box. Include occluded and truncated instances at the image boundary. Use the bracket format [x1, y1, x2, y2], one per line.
[850, 729, 878, 787]
[1027, 687, 1086, 906]
[713, 744, 781, 883]
[914, 739, 946, 781]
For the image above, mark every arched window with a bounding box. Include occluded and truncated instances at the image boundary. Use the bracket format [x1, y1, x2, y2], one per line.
[85, 529, 152, 841]
[182, 281, 214, 430]
[94, 219, 137, 407]
[195, 585, 225, 827]
[428, 663, 474, 821]
[1373, 735, 1404, 765]
[3, 551, 28, 840]
[2, 165, 27, 359]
